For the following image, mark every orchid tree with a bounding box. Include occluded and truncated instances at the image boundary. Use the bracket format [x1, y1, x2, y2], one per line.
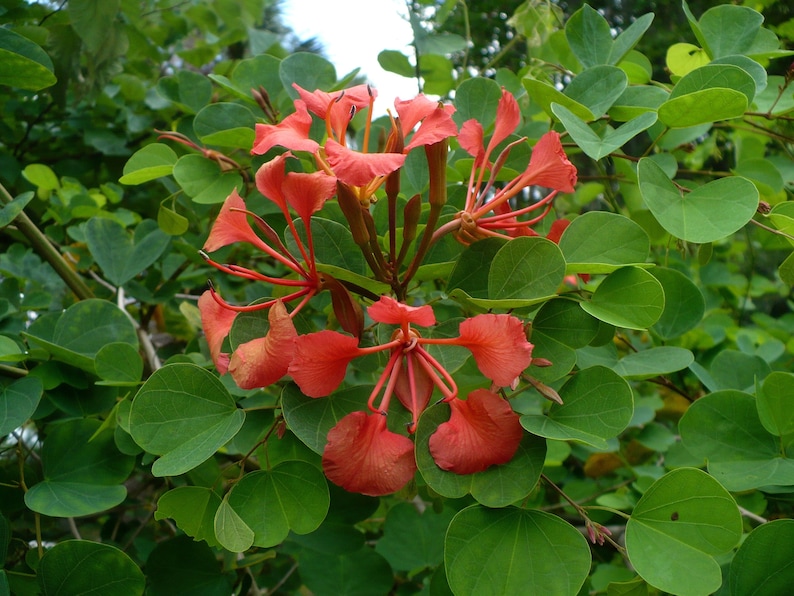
[2, 1, 794, 595]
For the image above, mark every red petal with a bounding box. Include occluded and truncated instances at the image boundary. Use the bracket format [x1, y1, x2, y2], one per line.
[367, 295, 436, 327]
[404, 107, 459, 152]
[251, 100, 319, 155]
[545, 218, 571, 244]
[523, 131, 577, 193]
[288, 330, 361, 397]
[488, 89, 520, 155]
[254, 153, 289, 213]
[204, 189, 271, 253]
[457, 314, 533, 387]
[395, 94, 438, 135]
[429, 389, 523, 474]
[293, 84, 374, 142]
[325, 140, 405, 187]
[228, 301, 297, 389]
[458, 119, 485, 166]
[198, 290, 236, 374]
[322, 412, 416, 496]
[283, 170, 338, 224]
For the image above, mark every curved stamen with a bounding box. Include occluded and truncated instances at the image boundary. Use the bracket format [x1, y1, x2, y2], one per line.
[413, 345, 457, 401]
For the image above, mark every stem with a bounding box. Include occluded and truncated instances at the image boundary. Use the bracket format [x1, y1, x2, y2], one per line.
[0, 183, 94, 300]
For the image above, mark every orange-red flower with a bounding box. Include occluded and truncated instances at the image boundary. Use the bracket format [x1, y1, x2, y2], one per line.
[436, 88, 577, 244]
[288, 295, 532, 495]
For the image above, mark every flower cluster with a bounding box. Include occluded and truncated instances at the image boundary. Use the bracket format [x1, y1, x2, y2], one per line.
[197, 83, 577, 496]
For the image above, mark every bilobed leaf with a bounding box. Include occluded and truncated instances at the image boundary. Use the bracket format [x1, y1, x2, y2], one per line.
[697, 4, 764, 59]
[155, 487, 222, 548]
[445, 505, 591, 596]
[609, 13, 654, 65]
[565, 5, 614, 68]
[625, 468, 742, 596]
[25, 482, 128, 518]
[679, 390, 794, 491]
[638, 158, 759, 243]
[157, 70, 212, 113]
[38, 541, 144, 596]
[298, 547, 394, 596]
[520, 366, 633, 449]
[670, 64, 756, 104]
[84, 218, 170, 286]
[0, 28, 56, 91]
[729, 519, 794, 596]
[452, 77, 502, 129]
[581, 266, 665, 330]
[558, 211, 650, 272]
[447, 237, 507, 299]
[214, 497, 254, 553]
[553, 103, 657, 161]
[224, 463, 329, 548]
[119, 143, 178, 185]
[378, 50, 415, 77]
[130, 363, 246, 476]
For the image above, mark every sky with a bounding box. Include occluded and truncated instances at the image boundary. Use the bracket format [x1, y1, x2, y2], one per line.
[280, 0, 419, 110]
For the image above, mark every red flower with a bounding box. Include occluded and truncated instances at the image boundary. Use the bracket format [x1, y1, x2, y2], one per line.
[456, 314, 533, 387]
[198, 290, 236, 374]
[322, 412, 417, 496]
[251, 99, 319, 156]
[289, 330, 362, 397]
[434, 88, 577, 244]
[429, 389, 523, 474]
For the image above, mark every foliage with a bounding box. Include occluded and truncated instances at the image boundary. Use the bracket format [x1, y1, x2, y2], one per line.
[2, 1, 794, 594]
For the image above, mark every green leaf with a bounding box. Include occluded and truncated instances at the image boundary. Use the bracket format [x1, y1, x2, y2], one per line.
[658, 88, 747, 128]
[649, 267, 705, 339]
[214, 497, 254, 553]
[157, 200, 190, 235]
[119, 144, 178, 185]
[23, 299, 138, 373]
[666, 43, 710, 77]
[609, 13, 654, 65]
[172, 154, 243, 204]
[155, 486, 222, 548]
[553, 103, 657, 161]
[625, 468, 742, 596]
[523, 77, 595, 122]
[613, 347, 694, 379]
[0, 28, 56, 91]
[23, 164, 60, 194]
[230, 55, 283, 103]
[670, 64, 756, 104]
[679, 390, 794, 491]
[563, 66, 628, 118]
[447, 237, 507, 299]
[68, 0, 121, 53]
[157, 71, 212, 114]
[698, 4, 764, 59]
[757, 372, 794, 437]
[194, 103, 256, 149]
[445, 506, 591, 596]
[84, 218, 170, 286]
[298, 547, 394, 596]
[146, 535, 234, 596]
[378, 50, 415, 77]
[224, 463, 329, 548]
[416, 403, 546, 507]
[38, 541, 143, 596]
[0, 377, 43, 437]
[24, 419, 134, 517]
[130, 363, 246, 476]
[488, 236, 566, 302]
[558, 211, 650, 273]
[565, 5, 614, 68]
[279, 52, 336, 99]
[95, 342, 143, 385]
[520, 366, 633, 449]
[374, 503, 455, 571]
[453, 77, 503, 129]
[0, 192, 33, 228]
[581, 266, 665, 330]
[729, 519, 794, 596]
[638, 158, 759, 243]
